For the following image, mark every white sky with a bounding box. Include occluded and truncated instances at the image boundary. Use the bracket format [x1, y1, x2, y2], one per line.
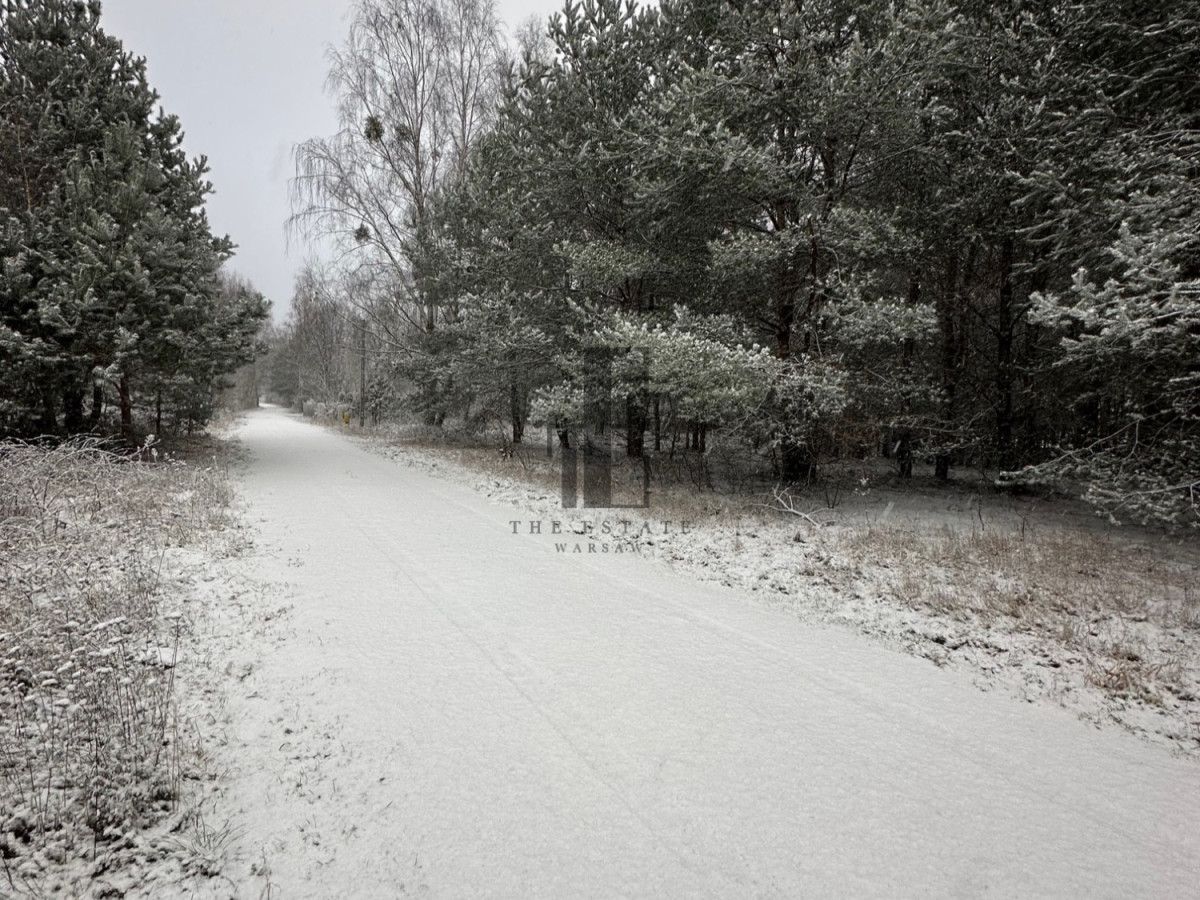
[100, 0, 564, 321]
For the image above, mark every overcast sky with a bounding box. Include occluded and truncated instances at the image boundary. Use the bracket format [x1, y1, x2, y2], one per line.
[100, 0, 564, 321]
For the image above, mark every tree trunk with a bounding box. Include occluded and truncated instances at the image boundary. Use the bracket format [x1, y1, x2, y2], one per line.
[118, 374, 134, 439]
[37, 386, 57, 435]
[88, 383, 103, 429]
[897, 435, 913, 479]
[510, 384, 524, 444]
[996, 236, 1016, 470]
[773, 258, 814, 482]
[62, 385, 85, 433]
[934, 254, 958, 481]
[625, 396, 645, 459]
[935, 245, 974, 481]
[897, 273, 919, 479]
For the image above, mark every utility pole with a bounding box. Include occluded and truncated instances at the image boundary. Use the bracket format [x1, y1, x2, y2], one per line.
[358, 315, 367, 428]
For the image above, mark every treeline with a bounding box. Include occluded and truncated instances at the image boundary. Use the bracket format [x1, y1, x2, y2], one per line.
[277, 0, 1199, 528]
[0, 0, 267, 438]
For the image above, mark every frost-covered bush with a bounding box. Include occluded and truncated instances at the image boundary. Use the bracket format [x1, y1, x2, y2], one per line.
[0, 440, 230, 865]
[529, 382, 591, 431]
[527, 312, 778, 455]
[598, 315, 778, 427]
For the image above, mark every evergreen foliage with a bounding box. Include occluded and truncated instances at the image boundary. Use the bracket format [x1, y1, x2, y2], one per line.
[0, 0, 267, 437]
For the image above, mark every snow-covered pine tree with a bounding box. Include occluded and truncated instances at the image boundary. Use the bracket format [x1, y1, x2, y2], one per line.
[0, 0, 265, 437]
[647, 0, 950, 478]
[1006, 1, 1200, 527]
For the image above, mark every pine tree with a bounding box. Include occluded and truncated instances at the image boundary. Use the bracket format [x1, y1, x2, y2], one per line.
[648, 0, 950, 477]
[0, 0, 265, 437]
[1008, 1, 1200, 526]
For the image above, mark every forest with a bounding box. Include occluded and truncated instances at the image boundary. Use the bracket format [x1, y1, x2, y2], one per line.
[268, 0, 1199, 530]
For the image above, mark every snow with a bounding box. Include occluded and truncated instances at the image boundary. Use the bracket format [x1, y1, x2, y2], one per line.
[191, 406, 1200, 897]
[364, 434, 1200, 754]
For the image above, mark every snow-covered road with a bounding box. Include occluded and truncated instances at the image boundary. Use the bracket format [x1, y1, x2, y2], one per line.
[220, 406, 1200, 897]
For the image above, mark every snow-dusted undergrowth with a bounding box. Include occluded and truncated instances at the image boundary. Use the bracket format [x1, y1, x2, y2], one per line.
[353, 425, 1200, 756]
[0, 439, 252, 896]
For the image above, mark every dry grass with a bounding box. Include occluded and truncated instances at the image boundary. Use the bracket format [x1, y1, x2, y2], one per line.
[0, 438, 233, 877]
[837, 522, 1199, 706]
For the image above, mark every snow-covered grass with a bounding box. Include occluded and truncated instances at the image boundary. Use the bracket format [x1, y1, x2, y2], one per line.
[836, 519, 1197, 699]
[350, 423, 1200, 755]
[0, 438, 244, 895]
